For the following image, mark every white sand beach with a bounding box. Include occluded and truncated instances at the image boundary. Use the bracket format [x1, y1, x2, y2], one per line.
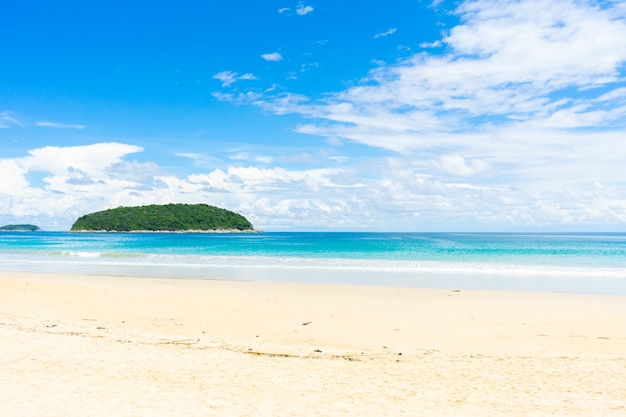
[1, 271, 625, 416]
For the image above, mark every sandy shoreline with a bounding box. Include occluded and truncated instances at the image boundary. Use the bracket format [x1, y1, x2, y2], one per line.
[1, 271, 625, 416]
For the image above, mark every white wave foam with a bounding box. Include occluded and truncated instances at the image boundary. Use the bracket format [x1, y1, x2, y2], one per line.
[33, 254, 626, 279]
[60, 251, 103, 258]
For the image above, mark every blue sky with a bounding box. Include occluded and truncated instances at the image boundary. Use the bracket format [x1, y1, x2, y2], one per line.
[2, 0, 626, 231]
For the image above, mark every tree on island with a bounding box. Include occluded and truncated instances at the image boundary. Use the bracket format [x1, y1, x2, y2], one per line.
[0, 224, 42, 231]
[70, 203, 255, 232]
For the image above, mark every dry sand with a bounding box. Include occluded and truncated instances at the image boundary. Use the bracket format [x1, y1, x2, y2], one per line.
[1, 271, 625, 416]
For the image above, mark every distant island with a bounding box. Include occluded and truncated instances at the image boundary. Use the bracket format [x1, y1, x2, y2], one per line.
[70, 203, 256, 232]
[0, 224, 42, 232]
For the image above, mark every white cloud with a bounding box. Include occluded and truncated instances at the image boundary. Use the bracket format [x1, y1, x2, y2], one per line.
[35, 121, 86, 129]
[261, 52, 283, 62]
[1, 143, 375, 230]
[256, 0, 626, 149]
[4, 138, 626, 231]
[229, 152, 273, 164]
[213, 71, 258, 87]
[211, 0, 626, 230]
[434, 154, 490, 176]
[176, 152, 219, 167]
[419, 40, 442, 48]
[597, 87, 626, 102]
[0, 111, 24, 128]
[213, 71, 237, 87]
[0, 113, 86, 129]
[238, 73, 258, 81]
[374, 28, 397, 38]
[22, 143, 143, 179]
[0, 143, 155, 228]
[279, 4, 314, 17]
[296, 4, 314, 15]
[247, 0, 626, 162]
[0, 159, 30, 194]
[6, 1, 626, 231]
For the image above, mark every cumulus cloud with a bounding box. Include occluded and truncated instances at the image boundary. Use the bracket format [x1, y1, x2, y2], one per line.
[1, 143, 376, 230]
[0, 143, 149, 225]
[21, 143, 143, 179]
[261, 52, 283, 62]
[0, 159, 30, 195]
[4, 138, 626, 231]
[434, 154, 490, 177]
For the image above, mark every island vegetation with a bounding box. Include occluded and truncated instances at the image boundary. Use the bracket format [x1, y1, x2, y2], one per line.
[0, 224, 42, 231]
[70, 203, 256, 232]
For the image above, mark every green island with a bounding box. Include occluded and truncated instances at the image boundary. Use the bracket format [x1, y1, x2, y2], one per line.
[70, 203, 256, 232]
[0, 224, 42, 231]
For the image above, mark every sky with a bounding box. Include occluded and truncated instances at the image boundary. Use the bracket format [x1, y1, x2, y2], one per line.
[2, 0, 626, 231]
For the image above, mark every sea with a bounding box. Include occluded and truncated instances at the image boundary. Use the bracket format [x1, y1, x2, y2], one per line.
[1, 231, 625, 295]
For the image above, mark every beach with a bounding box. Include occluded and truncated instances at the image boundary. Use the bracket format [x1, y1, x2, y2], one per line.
[1, 271, 625, 416]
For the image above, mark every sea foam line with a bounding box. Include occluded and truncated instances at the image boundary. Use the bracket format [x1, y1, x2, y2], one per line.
[6, 252, 626, 278]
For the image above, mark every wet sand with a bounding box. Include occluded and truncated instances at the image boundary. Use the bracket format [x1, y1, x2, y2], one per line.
[1, 271, 625, 416]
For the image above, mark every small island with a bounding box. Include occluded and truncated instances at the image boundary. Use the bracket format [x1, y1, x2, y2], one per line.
[0, 224, 42, 232]
[70, 203, 256, 232]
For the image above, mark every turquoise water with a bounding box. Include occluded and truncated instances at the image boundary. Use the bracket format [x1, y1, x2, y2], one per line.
[1, 232, 625, 295]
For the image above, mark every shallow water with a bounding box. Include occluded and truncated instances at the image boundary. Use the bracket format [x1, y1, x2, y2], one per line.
[1, 232, 625, 295]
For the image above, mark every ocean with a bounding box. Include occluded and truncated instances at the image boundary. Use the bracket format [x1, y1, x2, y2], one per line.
[1, 231, 625, 295]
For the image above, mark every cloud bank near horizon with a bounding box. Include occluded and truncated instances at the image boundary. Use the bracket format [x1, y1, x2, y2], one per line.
[2, 136, 626, 231]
